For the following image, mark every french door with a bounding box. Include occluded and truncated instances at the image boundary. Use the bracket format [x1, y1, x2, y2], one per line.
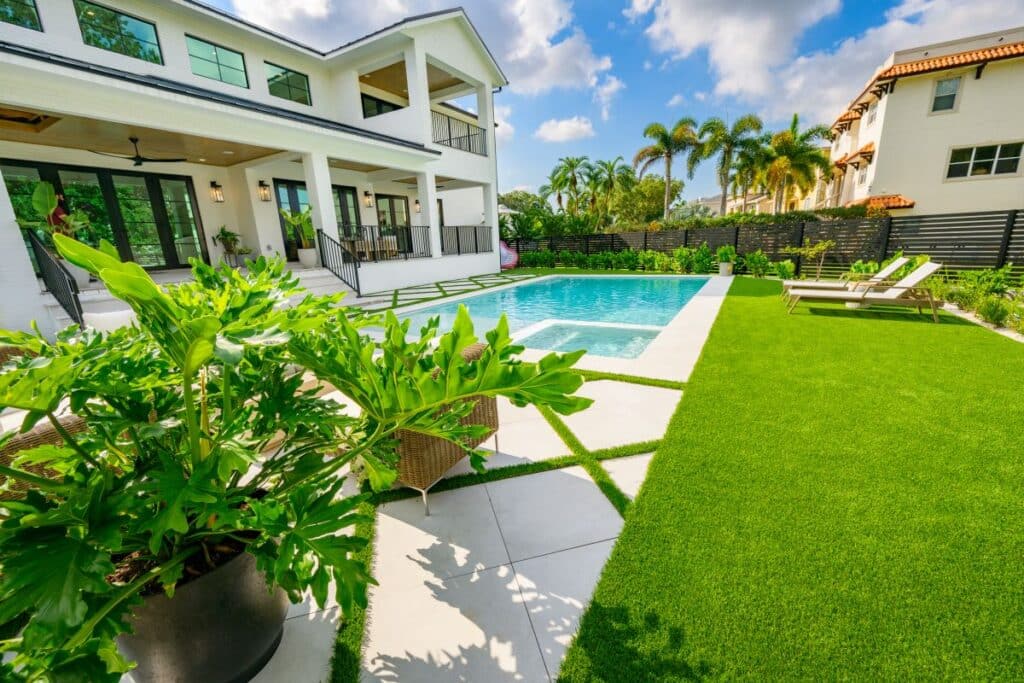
[375, 194, 412, 253]
[1, 159, 207, 270]
[274, 179, 361, 259]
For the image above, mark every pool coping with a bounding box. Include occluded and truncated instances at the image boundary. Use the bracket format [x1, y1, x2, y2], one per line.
[392, 274, 733, 382]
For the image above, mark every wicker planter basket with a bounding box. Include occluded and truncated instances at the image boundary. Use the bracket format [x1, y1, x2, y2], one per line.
[1, 414, 87, 500]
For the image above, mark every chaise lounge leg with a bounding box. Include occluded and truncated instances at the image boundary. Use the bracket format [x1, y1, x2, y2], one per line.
[421, 489, 430, 516]
[787, 296, 800, 314]
[493, 432, 500, 456]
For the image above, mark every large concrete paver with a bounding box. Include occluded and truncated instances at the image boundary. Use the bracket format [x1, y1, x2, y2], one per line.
[561, 381, 681, 451]
[602, 453, 655, 500]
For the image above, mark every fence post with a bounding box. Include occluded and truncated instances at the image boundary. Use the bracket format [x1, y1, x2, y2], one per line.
[794, 221, 806, 276]
[584, 235, 590, 255]
[997, 210, 1018, 267]
[455, 226, 461, 255]
[473, 226, 479, 254]
[683, 229, 689, 248]
[877, 216, 893, 261]
[733, 226, 740, 250]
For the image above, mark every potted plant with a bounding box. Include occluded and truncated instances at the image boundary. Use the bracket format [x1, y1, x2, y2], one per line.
[280, 208, 318, 267]
[716, 244, 738, 276]
[19, 181, 92, 288]
[212, 225, 241, 266]
[0, 235, 591, 682]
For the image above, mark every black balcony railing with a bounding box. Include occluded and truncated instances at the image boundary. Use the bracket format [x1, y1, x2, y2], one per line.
[338, 225, 432, 262]
[24, 229, 83, 326]
[440, 225, 494, 256]
[431, 110, 487, 156]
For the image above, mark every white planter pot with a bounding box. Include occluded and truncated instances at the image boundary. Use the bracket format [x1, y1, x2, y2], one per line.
[297, 248, 318, 268]
[63, 260, 91, 289]
[718, 262, 734, 276]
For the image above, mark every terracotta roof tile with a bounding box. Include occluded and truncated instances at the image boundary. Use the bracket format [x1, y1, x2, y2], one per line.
[878, 41, 1024, 79]
[847, 194, 916, 210]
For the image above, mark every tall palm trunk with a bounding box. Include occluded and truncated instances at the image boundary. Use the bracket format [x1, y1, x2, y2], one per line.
[741, 184, 750, 212]
[718, 164, 729, 215]
[663, 154, 672, 220]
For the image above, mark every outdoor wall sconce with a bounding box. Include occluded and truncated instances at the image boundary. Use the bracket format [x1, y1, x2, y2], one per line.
[209, 181, 225, 203]
[257, 180, 271, 202]
[414, 199, 421, 213]
[363, 190, 374, 208]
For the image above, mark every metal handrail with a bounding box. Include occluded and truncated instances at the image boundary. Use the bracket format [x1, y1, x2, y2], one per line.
[430, 110, 487, 156]
[24, 229, 83, 326]
[440, 225, 494, 255]
[337, 225, 432, 262]
[316, 229, 361, 295]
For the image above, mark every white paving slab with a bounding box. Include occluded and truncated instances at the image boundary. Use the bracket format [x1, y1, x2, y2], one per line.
[602, 453, 655, 500]
[362, 564, 548, 682]
[443, 398, 571, 478]
[486, 467, 623, 562]
[561, 381, 681, 451]
[251, 609, 340, 683]
[514, 539, 616, 674]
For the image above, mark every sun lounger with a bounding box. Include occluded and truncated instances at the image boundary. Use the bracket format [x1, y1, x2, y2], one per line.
[782, 256, 910, 296]
[786, 261, 943, 322]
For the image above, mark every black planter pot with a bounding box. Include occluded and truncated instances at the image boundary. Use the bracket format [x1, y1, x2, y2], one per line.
[117, 552, 289, 683]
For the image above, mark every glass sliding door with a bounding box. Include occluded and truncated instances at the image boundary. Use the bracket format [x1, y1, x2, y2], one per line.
[57, 169, 116, 247]
[376, 194, 411, 254]
[334, 186, 359, 237]
[111, 174, 167, 268]
[161, 179, 203, 265]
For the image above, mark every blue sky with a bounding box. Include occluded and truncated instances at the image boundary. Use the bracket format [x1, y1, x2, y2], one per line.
[209, 0, 1024, 200]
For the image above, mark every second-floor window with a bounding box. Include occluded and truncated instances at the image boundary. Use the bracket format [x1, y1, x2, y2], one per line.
[931, 76, 960, 112]
[265, 62, 311, 105]
[361, 94, 402, 118]
[865, 101, 877, 125]
[74, 0, 161, 64]
[187, 36, 247, 88]
[947, 142, 1022, 178]
[857, 167, 868, 185]
[1, 0, 41, 30]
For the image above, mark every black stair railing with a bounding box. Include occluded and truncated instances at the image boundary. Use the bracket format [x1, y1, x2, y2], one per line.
[316, 229, 361, 295]
[24, 229, 83, 326]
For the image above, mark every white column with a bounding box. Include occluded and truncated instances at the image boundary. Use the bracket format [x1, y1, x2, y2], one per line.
[0, 168, 48, 333]
[416, 171, 442, 258]
[475, 80, 495, 158]
[301, 152, 338, 257]
[403, 42, 432, 144]
[482, 182, 499, 231]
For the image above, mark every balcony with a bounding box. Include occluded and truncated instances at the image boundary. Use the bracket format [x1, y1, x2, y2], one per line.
[431, 110, 487, 156]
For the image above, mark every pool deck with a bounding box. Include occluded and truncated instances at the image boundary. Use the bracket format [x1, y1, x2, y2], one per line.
[393, 274, 733, 382]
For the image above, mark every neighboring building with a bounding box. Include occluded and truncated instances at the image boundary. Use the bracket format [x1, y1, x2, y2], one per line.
[0, 1, 506, 334]
[692, 195, 723, 216]
[824, 27, 1024, 214]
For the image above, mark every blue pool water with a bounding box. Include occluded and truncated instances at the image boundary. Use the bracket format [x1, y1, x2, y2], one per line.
[519, 324, 659, 359]
[398, 276, 709, 357]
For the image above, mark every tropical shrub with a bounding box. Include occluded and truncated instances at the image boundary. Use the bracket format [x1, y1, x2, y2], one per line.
[692, 243, 715, 274]
[976, 295, 1012, 326]
[744, 250, 770, 278]
[716, 245, 738, 264]
[783, 238, 835, 280]
[773, 260, 796, 280]
[0, 238, 590, 681]
[279, 208, 315, 249]
[672, 246, 695, 273]
[612, 250, 640, 271]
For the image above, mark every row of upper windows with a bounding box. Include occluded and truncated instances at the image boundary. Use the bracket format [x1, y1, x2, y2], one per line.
[0, 0, 313, 106]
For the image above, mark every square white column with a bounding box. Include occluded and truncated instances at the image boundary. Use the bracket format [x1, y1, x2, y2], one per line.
[301, 152, 338, 249]
[416, 171, 442, 258]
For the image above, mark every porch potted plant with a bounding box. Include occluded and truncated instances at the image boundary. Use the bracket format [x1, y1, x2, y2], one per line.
[716, 244, 738, 276]
[280, 208, 318, 267]
[212, 225, 241, 266]
[0, 235, 591, 683]
[19, 181, 92, 289]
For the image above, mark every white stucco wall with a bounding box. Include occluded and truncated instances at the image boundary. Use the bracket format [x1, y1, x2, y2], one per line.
[437, 188, 486, 225]
[357, 251, 499, 294]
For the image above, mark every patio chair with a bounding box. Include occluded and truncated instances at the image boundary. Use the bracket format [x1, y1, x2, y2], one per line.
[786, 261, 943, 322]
[782, 256, 909, 298]
[395, 342, 500, 515]
[1, 414, 87, 500]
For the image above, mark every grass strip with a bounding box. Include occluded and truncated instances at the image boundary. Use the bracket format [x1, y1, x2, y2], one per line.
[575, 369, 685, 390]
[591, 439, 662, 461]
[329, 500, 377, 682]
[560, 277, 1024, 680]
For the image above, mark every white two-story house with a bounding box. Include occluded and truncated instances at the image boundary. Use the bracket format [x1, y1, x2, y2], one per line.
[0, 0, 506, 334]
[823, 27, 1024, 215]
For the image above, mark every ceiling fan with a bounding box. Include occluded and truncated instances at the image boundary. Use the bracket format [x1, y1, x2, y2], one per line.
[90, 136, 187, 166]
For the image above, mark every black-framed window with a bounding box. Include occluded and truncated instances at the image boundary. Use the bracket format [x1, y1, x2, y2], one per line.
[947, 142, 1023, 179]
[73, 0, 162, 64]
[931, 76, 960, 112]
[361, 93, 403, 118]
[186, 35, 247, 88]
[265, 62, 311, 105]
[0, 0, 41, 31]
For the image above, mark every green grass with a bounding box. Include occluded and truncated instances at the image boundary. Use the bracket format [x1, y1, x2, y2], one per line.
[559, 277, 1024, 680]
[576, 369, 686, 390]
[329, 501, 377, 682]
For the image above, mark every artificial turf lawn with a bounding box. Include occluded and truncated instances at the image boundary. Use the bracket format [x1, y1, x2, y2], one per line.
[559, 277, 1024, 680]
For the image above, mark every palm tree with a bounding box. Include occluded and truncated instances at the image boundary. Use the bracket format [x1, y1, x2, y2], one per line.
[760, 114, 831, 213]
[553, 156, 592, 217]
[695, 114, 764, 215]
[538, 168, 568, 212]
[591, 157, 634, 223]
[728, 134, 770, 213]
[633, 117, 699, 219]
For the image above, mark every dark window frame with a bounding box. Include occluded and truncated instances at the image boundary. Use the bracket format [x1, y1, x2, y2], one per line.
[0, 0, 42, 31]
[361, 92, 404, 118]
[264, 61, 312, 106]
[946, 142, 1023, 179]
[73, 0, 163, 65]
[185, 33, 248, 89]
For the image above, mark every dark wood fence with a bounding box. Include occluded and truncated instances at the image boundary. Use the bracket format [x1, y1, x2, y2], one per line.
[508, 209, 1024, 278]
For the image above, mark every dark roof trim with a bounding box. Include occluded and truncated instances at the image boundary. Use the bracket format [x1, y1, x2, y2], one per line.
[0, 41, 440, 156]
[181, 2, 508, 85]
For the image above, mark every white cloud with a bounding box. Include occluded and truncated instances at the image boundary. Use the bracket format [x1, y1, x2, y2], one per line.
[594, 76, 625, 120]
[533, 116, 596, 142]
[626, 0, 1024, 126]
[666, 93, 685, 107]
[694, 91, 707, 102]
[643, 59, 653, 71]
[494, 105, 515, 147]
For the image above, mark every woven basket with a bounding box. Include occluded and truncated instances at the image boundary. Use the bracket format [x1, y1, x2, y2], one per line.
[1, 414, 87, 500]
[394, 343, 499, 491]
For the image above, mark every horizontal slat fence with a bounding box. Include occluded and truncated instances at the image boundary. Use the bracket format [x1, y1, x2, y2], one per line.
[508, 209, 1024, 276]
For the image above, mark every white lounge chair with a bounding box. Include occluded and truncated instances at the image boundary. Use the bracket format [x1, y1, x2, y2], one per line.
[782, 256, 910, 296]
[786, 261, 943, 322]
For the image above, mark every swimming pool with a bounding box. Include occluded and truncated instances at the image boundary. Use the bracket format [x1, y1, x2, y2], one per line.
[398, 276, 710, 358]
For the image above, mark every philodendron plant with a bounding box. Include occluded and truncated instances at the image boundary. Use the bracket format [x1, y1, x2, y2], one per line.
[0, 236, 591, 681]
[280, 208, 315, 250]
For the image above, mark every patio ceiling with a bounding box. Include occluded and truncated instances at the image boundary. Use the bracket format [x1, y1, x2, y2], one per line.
[359, 60, 467, 98]
[0, 105, 280, 166]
